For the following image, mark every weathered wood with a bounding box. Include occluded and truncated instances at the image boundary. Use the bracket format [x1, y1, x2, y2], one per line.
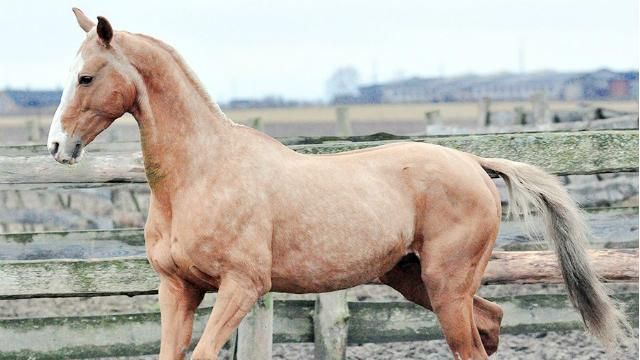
[424, 110, 442, 130]
[0, 293, 636, 359]
[0, 151, 146, 184]
[484, 249, 638, 285]
[26, 119, 41, 142]
[531, 93, 552, 125]
[0, 228, 146, 260]
[0, 304, 229, 360]
[335, 107, 351, 137]
[1, 130, 637, 186]
[0, 257, 158, 299]
[235, 293, 273, 360]
[291, 130, 639, 177]
[1, 249, 636, 299]
[314, 290, 349, 360]
[0, 182, 148, 192]
[0, 141, 142, 157]
[250, 117, 264, 132]
[552, 114, 638, 131]
[347, 293, 639, 344]
[278, 132, 412, 146]
[2, 207, 636, 260]
[496, 207, 638, 251]
[477, 97, 491, 126]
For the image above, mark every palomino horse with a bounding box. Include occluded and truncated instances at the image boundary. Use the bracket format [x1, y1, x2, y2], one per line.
[49, 8, 627, 359]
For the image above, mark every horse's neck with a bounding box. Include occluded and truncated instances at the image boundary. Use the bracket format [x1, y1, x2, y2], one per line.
[126, 37, 234, 202]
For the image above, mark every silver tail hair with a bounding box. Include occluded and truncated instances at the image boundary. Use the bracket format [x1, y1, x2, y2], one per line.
[480, 157, 631, 348]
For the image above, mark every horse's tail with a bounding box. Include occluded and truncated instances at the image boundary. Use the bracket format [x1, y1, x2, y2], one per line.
[479, 157, 630, 348]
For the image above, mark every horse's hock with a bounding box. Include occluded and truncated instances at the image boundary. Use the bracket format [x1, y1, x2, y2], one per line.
[0, 130, 638, 359]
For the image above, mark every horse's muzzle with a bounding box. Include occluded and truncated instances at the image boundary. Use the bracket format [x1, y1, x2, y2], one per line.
[49, 140, 84, 165]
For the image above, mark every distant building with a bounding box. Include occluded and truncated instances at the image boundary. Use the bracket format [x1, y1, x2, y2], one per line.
[227, 96, 303, 109]
[0, 90, 62, 115]
[355, 70, 639, 104]
[564, 70, 639, 100]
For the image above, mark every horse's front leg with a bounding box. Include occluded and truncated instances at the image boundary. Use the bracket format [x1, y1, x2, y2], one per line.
[158, 277, 205, 360]
[191, 276, 261, 359]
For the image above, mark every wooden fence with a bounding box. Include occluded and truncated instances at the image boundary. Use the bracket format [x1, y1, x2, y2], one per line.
[0, 129, 638, 359]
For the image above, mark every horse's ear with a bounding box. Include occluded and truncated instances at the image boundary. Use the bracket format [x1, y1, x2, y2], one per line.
[96, 16, 113, 47]
[72, 8, 95, 33]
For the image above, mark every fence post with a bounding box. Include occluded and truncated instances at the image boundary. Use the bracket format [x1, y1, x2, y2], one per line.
[578, 102, 592, 127]
[424, 110, 441, 135]
[27, 118, 41, 142]
[314, 290, 349, 360]
[514, 106, 527, 125]
[531, 92, 551, 125]
[235, 293, 273, 360]
[250, 117, 265, 132]
[477, 97, 491, 127]
[335, 107, 351, 137]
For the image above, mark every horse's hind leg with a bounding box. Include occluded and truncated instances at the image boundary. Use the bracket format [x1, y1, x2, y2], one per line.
[472, 297, 503, 356]
[420, 224, 498, 359]
[380, 254, 503, 355]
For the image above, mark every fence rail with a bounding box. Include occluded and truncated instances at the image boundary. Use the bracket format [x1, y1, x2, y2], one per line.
[1, 293, 637, 360]
[0, 249, 637, 300]
[0, 129, 638, 359]
[0, 130, 637, 189]
[1, 206, 637, 260]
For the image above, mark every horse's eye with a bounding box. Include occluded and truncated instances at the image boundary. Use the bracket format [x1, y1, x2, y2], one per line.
[78, 75, 93, 85]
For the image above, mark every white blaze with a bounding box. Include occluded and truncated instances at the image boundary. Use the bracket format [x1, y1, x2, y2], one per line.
[48, 54, 84, 154]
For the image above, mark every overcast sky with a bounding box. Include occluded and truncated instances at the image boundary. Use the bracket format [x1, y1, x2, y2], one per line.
[1, 0, 637, 101]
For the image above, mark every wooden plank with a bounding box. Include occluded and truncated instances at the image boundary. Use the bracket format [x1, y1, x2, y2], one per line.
[335, 107, 352, 137]
[0, 151, 145, 184]
[0, 257, 158, 299]
[0, 182, 148, 192]
[0, 305, 226, 360]
[0, 141, 142, 157]
[346, 293, 638, 344]
[0, 293, 636, 359]
[290, 130, 639, 175]
[0, 133, 413, 156]
[2, 207, 636, 260]
[235, 293, 273, 360]
[0, 130, 637, 186]
[484, 249, 639, 284]
[1, 249, 637, 299]
[314, 290, 349, 360]
[0, 228, 146, 260]
[496, 207, 638, 251]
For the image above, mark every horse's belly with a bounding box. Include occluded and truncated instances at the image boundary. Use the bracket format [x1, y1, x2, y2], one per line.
[269, 160, 417, 293]
[270, 225, 413, 293]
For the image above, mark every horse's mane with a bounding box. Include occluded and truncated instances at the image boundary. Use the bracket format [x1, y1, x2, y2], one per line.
[133, 33, 234, 124]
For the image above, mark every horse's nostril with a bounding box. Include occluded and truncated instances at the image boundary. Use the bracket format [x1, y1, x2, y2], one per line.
[61, 158, 69, 164]
[72, 143, 82, 159]
[51, 142, 60, 156]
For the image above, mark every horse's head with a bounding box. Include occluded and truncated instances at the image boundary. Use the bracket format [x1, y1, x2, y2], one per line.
[48, 8, 137, 164]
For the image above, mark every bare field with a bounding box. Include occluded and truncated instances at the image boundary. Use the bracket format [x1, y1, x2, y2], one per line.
[1, 100, 637, 128]
[223, 100, 639, 124]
